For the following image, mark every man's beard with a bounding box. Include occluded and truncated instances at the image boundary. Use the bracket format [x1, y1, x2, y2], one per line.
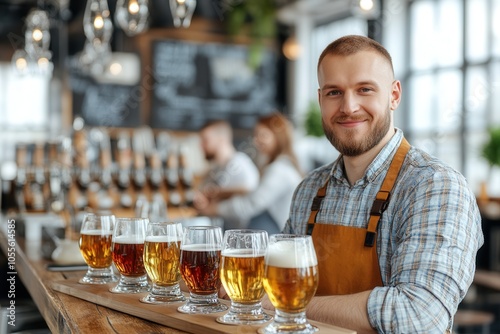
[205, 152, 215, 161]
[322, 109, 391, 157]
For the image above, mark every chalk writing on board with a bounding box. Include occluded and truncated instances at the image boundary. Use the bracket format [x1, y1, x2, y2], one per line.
[70, 73, 141, 128]
[151, 39, 276, 130]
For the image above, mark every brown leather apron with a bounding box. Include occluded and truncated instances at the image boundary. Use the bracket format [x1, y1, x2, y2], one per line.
[307, 138, 410, 296]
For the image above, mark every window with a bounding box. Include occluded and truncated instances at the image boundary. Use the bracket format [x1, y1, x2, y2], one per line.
[0, 63, 52, 161]
[404, 0, 500, 196]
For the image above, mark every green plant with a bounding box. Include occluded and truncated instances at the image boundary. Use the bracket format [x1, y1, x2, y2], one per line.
[482, 127, 500, 167]
[224, 0, 277, 68]
[304, 101, 324, 137]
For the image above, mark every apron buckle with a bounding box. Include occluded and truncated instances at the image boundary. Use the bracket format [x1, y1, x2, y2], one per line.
[370, 197, 390, 216]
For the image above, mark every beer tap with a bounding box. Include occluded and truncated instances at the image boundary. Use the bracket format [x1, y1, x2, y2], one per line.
[96, 129, 114, 210]
[132, 127, 153, 215]
[178, 144, 194, 206]
[31, 143, 47, 211]
[116, 131, 133, 208]
[58, 137, 74, 213]
[14, 143, 28, 213]
[149, 150, 163, 190]
[73, 130, 91, 209]
[59, 137, 74, 193]
[132, 129, 147, 192]
[165, 144, 181, 207]
[47, 141, 64, 212]
[148, 150, 167, 222]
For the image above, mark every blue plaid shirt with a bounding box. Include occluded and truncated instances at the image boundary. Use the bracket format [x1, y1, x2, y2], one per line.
[283, 128, 484, 333]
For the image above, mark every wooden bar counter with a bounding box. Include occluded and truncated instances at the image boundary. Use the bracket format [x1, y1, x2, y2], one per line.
[0, 212, 356, 334]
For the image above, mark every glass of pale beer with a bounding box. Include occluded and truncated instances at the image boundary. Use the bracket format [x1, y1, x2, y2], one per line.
[261, 234, 319, 334]
[141, 221, 186, 304]
[216, 229, 272, 325]
[79, 213, 118, 284]
[177, 225, 228, 314]
[110, 217, 151, 293]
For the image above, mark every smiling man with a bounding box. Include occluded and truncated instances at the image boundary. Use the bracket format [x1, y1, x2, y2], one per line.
[281, 35, 483, 333]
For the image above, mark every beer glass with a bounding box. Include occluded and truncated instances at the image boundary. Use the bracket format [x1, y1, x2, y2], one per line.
[79, 213, 118, 284]
[141, 221, 186, 304]
[261, 234, 319, 334]
[110, 217, 151, 293]
[177, 226, 228, 314]
[217, 229, 272, 325]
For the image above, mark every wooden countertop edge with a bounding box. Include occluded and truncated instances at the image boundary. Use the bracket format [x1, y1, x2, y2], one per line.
[0, 229, 75, 333]
[51, 279, 356, 334]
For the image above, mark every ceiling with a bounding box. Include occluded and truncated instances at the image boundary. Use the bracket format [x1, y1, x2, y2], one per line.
[0, 0, 350, 63]
[0, 0, 231, 61]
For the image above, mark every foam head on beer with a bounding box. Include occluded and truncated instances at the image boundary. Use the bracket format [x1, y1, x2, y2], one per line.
[145, 235, 181, 243]
[113, 234, 145, 244]
[265, 240, 318, 268]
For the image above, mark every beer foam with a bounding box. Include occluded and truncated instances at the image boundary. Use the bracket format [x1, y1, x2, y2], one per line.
[80, 230, 112, 236]
[265, 240, 317, 268]
[222, 249, 265, 257]
[113, 235, 145, 244]
[181, 243, 221, 251]
[145, 235, 181, 243]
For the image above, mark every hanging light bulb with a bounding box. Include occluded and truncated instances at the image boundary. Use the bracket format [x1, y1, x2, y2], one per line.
[33, 49, 54, 75]
[83, 0, 113, 47]
[11, 49, 30, 74]
[115, 0, 149, 36]
[169, 0, 197, 28]
[24, 9, 51, 56]
[350, 0, 380, 19]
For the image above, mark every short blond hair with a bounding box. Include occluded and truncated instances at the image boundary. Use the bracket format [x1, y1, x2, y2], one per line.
[317, 35, 394, 75]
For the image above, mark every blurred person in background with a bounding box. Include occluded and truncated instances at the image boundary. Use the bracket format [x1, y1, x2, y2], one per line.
[195, 112, 303, 234]
[196, 120, 259, 203]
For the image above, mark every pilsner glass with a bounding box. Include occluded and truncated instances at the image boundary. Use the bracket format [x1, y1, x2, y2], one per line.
[217, 229, 272, 325]
[177, 225, 228, 314]
[261, 234, 319, 334]
[110, 217, 151, 293]
[79, 213, 118, 284]
[141, 221, 186, 304]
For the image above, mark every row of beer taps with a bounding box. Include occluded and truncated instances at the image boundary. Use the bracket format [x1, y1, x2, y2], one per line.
[13, 126, 194, 218]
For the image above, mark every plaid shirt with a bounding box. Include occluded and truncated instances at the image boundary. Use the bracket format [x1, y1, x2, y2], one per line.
[283, 128, 484, 333]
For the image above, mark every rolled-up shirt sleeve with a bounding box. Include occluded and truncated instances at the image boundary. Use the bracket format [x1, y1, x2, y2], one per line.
[367, 169, 484, 333]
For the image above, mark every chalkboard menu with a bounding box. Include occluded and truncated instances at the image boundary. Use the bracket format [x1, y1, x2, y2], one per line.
[70, 73, 141, 128]
[150, 39, 277, 131]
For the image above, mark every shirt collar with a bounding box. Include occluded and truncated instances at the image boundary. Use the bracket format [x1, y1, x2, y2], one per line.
[330, 128, 404, 185]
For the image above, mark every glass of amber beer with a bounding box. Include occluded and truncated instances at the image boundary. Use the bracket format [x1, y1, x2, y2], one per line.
[177, 225, 228, 314]
[217, 229, 272, 325]
[141, 221, 186, 304]
[110, 217, 151, 293]
[79, 213, 118, 284]
[261, 234, 319, 334]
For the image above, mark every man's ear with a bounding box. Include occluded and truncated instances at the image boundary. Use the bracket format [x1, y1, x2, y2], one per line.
[390, 80, 402, 110]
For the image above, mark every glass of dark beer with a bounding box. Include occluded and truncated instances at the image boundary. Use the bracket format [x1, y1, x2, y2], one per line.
[141, 221, 186, 304]
[216, 229, 272, 325]
[261, 234, 319, 334]
[177, 225, 228, 314]
[110, 217, 151, 294]
[79, 213, 118, 284]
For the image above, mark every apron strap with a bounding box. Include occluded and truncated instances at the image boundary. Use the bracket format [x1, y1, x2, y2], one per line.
[365, 138, 411, 246]
[306, 180, 328, 235]
[306, 137, 411, 244]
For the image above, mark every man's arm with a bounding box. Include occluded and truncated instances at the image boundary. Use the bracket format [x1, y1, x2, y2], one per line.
[306, 291, 376, 334]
